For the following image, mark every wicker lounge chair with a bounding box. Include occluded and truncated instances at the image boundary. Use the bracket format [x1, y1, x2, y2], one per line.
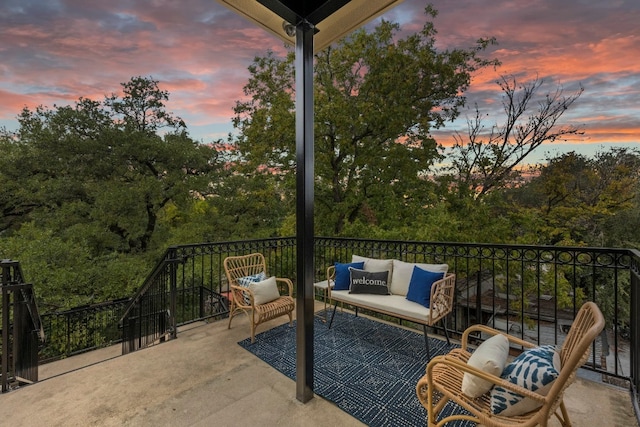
[224, 253, 295, 342]
[416, 301, 605, 427]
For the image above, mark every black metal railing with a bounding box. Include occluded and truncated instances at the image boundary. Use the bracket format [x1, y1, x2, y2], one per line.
[630, 250, 640, 402]
[39, 298, 130, 363]
[117, 239, 296, 354]
[120, 250, 178, 354]
[13, 237, 639, 410]
[119, 238, 296, 354]
[118, 237, 638, 385]
[1, 260, 45, 392]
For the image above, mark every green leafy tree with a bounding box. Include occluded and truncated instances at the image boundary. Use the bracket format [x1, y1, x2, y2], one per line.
[1, 76, 216, 254]
[232, 6, 499, 235]
[509, 148, 639, 246]
[0, 77, 221, 308]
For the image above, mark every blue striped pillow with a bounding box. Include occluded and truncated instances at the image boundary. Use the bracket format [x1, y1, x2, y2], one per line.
[490, 344, 560, 416]
[237, 272, 267, 305]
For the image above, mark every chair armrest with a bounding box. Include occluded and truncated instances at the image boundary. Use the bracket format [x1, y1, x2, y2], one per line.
[230, 284, 254, 307]
[460, 324, 538, 352]
[426, 354, 548, 405]
[326, 265, 336, 298]
[275, 277, 293, 297]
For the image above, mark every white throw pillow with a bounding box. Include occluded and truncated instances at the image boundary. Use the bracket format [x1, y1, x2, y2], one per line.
[237, 271, 268, 305]
[390, 259, 448, 296]
[250, 276, 281, 305]
[351, 255, 393, 276]
[462, 334, 510, 398]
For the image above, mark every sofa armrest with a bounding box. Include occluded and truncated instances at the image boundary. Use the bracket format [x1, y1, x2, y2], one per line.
[326, 265, 336, 298]
[428, 273, 455, 324]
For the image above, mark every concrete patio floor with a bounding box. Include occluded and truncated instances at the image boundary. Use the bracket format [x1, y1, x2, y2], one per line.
[0, 304, 637, 427]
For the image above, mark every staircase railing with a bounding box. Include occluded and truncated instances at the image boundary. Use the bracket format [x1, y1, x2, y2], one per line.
[1, 260, 45, 392]
[119, 249, 179, 354]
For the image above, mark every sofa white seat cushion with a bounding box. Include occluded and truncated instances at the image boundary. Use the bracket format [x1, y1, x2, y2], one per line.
[330, 290, 431, 322]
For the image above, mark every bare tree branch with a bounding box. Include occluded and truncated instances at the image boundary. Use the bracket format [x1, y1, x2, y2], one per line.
[449, 75, 584, 199]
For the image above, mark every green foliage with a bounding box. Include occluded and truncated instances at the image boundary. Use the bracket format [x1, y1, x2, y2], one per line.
[1, 77, 217, 254]
[506, 148, 640, 246]
[0, 222, 149, 310]
[0, 76, 221, 309]
[232, 7, 499, 236]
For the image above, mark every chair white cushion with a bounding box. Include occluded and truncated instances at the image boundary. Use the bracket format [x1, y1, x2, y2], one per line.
[462, 334, 510, 398]
[250, 276, 281, 305]
[390, 259, 448, 296]
[490, 345, 561, 416]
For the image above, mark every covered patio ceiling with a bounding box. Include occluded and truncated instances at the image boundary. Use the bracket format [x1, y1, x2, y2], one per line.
[217, 0, 404, 52]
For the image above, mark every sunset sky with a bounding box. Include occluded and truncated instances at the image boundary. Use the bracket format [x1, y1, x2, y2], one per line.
[2, 0, 639, 163]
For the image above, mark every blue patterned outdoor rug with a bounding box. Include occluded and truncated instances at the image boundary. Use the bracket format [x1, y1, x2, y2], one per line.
[238, 311, 475, 427]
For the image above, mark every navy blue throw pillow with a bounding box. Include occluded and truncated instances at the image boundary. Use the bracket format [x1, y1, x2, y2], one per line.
[333, 261, 365, 290]
[406, 266, 444, 308]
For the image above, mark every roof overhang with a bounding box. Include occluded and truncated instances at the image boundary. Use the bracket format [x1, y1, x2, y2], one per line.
[216, 0, 405, 52]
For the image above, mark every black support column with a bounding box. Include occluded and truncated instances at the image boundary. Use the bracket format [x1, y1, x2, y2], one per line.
[295, 20, 315, 403]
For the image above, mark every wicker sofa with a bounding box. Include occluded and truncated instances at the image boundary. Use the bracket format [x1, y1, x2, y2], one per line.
[320, 255, 456, 358]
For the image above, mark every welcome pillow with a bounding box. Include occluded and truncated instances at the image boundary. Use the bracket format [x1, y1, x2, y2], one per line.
[348, 267, 390, 295]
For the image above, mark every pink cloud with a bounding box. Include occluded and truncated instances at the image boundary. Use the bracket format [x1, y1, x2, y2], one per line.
[1, 0, 638, 151]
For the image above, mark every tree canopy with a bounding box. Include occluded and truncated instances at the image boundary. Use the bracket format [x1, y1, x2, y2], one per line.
[232, 6, 499, 235]
[1, 77, 216, 254]
[0, 77, 221, 307]
[447, 76, 584, 200]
